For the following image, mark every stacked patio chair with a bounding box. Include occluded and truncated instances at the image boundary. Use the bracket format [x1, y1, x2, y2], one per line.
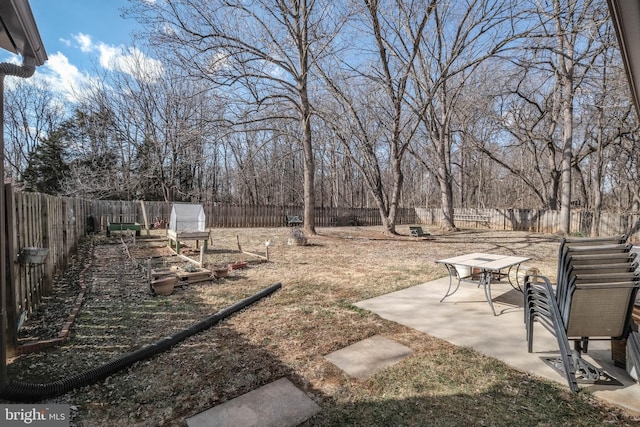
[524, 235, 639, 392]
[628, 320, 640, 381]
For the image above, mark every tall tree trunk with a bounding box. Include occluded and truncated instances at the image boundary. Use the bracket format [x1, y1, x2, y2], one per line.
[298, 0, 316, 235]
[385, 154, 403, 234]
[438, 129, 456, 230]
[301, 101, 316, 235]
[555, 0, 575, 236]
[590, 108, 604, 237]
[439, 168, 456, 230]
[559, 91, 573, 235]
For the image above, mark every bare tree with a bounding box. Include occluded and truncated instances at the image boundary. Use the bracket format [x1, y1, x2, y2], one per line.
[59, 108, 125, 199]
[407, 0, 521, 230]
[14, 0, 631, 227]
[579, 26, 636, 234]
[613, 132, 640, 212]
[318, 0, 434, 234]
[72, 47, 219, 202]
[460, 0, 614, 228]
[128, 0, 344, 234]
[512, 0, 610, 234]
[3, 79, 65, 181]
[476, 62, 566, 209]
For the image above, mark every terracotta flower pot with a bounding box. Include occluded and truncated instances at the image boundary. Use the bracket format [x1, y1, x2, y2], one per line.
[214, 268, 229, 278]
[151, 276, 176, 296]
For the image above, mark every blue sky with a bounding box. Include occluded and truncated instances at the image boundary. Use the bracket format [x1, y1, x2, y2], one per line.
[4, 0, 159, 101]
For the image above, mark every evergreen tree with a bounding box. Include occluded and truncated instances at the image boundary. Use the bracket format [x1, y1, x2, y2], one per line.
[22, 127, 69, 194]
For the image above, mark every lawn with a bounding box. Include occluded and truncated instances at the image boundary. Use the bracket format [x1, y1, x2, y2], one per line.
[5, 226, 640, 426]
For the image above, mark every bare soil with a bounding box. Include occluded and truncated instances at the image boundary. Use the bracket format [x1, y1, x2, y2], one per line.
[4, 226, 640, 426]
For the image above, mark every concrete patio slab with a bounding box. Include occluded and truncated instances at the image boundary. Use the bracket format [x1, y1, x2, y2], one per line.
[324, 334, 412, 379]
[354, 277, 640, 415]
[185, 378, 320, 427]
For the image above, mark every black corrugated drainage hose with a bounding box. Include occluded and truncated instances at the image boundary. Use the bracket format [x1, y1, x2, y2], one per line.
[1, 283, 282, 402]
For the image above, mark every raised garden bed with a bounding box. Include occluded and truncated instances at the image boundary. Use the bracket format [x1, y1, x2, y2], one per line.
[107, 222, 141, 236]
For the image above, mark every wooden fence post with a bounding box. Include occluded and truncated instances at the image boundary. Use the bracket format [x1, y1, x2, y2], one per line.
[4, 184, 18, 358]
[62, 198, 68, 268]
[40, 193, 52, 293]
[0, 180, 5, 391]
[140, 200, 150, 236]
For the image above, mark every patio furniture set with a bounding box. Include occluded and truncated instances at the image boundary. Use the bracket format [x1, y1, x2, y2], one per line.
[435, 235, 640, 392]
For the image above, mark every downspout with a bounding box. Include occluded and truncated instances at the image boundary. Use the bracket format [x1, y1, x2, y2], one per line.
[0, 56, 37, 78]
[0, 55, 37, 395]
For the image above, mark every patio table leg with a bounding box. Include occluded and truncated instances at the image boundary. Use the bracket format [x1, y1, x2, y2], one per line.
[440, 263, 462, 302]
[481, 270, 497, 316]
[506, 264, 525, 292]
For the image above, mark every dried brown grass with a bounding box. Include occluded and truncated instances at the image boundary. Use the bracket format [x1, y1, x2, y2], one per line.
[6, 226, 640, 426]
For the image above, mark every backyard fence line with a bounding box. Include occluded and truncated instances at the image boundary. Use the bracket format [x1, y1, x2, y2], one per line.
[415, 207, 640, 241]
[4, 184, 90, 355]
[6, 189, 640, 358]
[89, 201, 419, 228]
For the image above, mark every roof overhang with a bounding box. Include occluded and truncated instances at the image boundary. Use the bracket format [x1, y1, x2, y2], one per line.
[0, 0, 46, 65]
[608, 0, 640, 117]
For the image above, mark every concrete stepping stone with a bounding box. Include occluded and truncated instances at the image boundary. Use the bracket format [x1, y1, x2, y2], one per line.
[185, 377, 320, 427]
[324, 334, 412, 379]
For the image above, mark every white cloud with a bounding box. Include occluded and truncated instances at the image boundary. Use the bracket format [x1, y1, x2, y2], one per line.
[71, 32, 163, 81]
[97, 44, 121, 70]
[0, 50, 94, 105]
[74, 33, 93, 53]
[37, 52, 96, 102]
[108, 46, 164, 81]
[2, 32, 164, 104]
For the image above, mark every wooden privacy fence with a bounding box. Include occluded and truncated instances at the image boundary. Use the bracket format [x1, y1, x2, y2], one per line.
[89, 201, 419, 229]
[4, 184, 90, 353]
[416, 208, 640, 242]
